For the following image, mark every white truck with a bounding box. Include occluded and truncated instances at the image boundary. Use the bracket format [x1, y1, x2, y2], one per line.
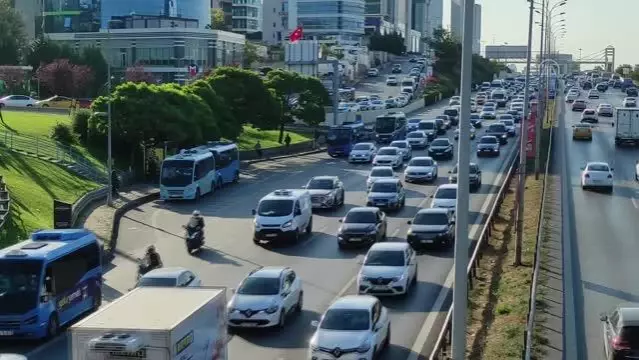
[615, 108, 639, 146]
[69, 287, 228, 360]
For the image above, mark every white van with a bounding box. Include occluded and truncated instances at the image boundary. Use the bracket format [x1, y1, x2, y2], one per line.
[401, 77, 417, 91]
[252, 189, 313, 244]
[490, 89, 508, 107]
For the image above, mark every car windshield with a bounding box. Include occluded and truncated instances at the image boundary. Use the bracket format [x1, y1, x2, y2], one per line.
[0, 260, 42, 315]
[488, 124, 506, 132]
[407, 132, 424, 138]
[408, 119, 421, 124]
[371, 182, 397, 193]
[431, 139, 449, 147]
[307, 179, 333, 190]
[257, 199, 293, 217]
[364, 250, 405, 266]
[435, 188, 457, 199]
[499, 115, 513, 120]
[370, 168, 393, 177]
[138, 277, 178, 287]
[413, 212, 448, 225]
[352, 144, 372, 151]
[161, 159, 194, 187]
[619, 326, 639, 347]
[320, 308, 370, 331]
[584, 110, 595, 115]
[378, 148, 397, 155]
[419, 122, 435, 130]
[480, 137, 498, 144]
[409, 158, 434, 166]
[587, 164, 609, 172]
[574, 124, 590, 128]
[501, 120, 514, 126]
[238, 277, 280, 295]
[390, 142, 407, 148]
[344, 211, 376, 224]
[444, 109, 457, 116]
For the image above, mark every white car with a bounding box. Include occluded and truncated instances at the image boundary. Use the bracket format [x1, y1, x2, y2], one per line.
[406, 130, 428, 148]
[338, 102, 361, 112]
[587, 90, 599, 99]
[137, 267, 201, 288]
[304, 176, 345, 209]
[349, 142, 377, 163]
[395, 96, 409, 107]
[386, 76, 398, 86]
[404, 156, 438, 183]
[227, 266, 303, 328]
[596, 103, 614, 117]
[367, 166, 396, 189]
[430, 184, 458, 212]
[449, 96, 461, 106]
[367, 68, 379, 77]
[389, 140, 412, 160]
[401, 87, 414, 99]
[369, 100, 386, 110]
[0, 95, 37, 107]
[372, 147, 403, 168]
[357, 242, 417, 296]
[566, 92, 578, 103]
[623, 97, 637, 108]
[581, 109, 598, 123]
[309, 295, 391, 360]
[580, 162, 613, 192]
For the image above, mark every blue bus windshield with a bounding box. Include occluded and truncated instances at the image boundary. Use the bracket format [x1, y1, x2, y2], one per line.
[0, 260, 42, 315]
[327, 129, 352, 145]
[161, 159, 194, 187]
[376, 117, 396, 133]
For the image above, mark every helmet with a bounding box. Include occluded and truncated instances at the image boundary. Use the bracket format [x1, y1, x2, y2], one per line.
[192, 210, 201, 217]
[146, 245, 156, 253]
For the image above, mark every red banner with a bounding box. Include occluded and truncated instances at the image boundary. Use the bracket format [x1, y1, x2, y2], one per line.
[526, 111, 536, 158]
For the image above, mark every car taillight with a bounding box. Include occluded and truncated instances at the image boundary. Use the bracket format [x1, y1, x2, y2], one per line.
[584, 174, 590, 178]
[612, 336, 631, 350]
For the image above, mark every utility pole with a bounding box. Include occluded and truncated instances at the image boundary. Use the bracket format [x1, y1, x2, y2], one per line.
[534, 0, 546, 179]
[106, 24, 113, 207]
[451, 0, 473, 358]
[516, 0, 535, 266]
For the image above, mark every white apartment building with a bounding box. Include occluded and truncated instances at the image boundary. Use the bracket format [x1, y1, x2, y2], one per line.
[262, 0, 287, 44]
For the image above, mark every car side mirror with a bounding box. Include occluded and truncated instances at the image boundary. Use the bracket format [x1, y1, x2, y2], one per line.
[407, 220, 412, 224]
[311, 320, 319, 327]
[44, 276, 53, 294]
[580, 167, 585, 170]
[301, 185, 307, 189]
[610, 168, 614, 171]
[230, 288, 236, 293]
[448, 170, 452, 173]
[338, 219, 343, 223]
[251, 209, 256, 216]
[600, 314, 608, 322]
[450, 220, 456, 225]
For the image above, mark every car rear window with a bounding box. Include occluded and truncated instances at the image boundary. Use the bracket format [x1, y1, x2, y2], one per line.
[620, 326, 639, 347]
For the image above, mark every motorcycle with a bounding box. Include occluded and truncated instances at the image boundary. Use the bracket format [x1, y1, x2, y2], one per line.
[183, 225, 205, 254]
[135, 257, 159, 280]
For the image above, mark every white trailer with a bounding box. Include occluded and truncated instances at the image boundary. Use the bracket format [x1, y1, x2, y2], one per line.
[69, 287, 227, 360]
[615, 108, 639, 146]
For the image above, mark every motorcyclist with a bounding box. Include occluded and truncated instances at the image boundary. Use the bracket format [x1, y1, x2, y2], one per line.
[186, 210, 205, 241]
[141, 245, 162, 274]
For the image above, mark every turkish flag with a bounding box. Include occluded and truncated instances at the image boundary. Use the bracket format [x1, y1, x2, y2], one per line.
[289, 26, 303, 43]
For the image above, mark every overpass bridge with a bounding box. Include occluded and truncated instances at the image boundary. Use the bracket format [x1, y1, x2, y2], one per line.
[484, 45, 615, 73]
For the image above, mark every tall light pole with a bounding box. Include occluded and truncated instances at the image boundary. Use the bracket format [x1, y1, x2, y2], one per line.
[451, 0, 473, 357]
[106, 22, 113, 206]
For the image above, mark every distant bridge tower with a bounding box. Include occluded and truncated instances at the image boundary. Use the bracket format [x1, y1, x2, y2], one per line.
[604, 46, 615, 73]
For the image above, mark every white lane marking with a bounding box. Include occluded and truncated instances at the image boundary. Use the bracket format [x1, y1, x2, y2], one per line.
[407, 142, 516, 360]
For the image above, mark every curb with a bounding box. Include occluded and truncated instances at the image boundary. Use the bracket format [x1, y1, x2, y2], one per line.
[242, 147, 326, 166]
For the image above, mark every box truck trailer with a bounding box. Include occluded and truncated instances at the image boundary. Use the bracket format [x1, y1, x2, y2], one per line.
[69, 287, 227, 360]
[615, 108, 639, 146]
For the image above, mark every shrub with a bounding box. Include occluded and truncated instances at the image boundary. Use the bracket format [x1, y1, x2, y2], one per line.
[71, 109, 91, 143]
[50, 123, 77, 145]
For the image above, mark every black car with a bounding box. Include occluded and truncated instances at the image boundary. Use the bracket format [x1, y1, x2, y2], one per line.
[434, 118, 447, 135]
[485, 123, 508, 145]
[469, 115, 483, 128]
[582, 81, 592, 90]
[443, 108, 460, 126]
[506, 109, 522, 123]
[406, 208, 455, 249]
[627, 87, 638, 97]
[448, 163, 482, 191]
[600, 306, 639, 360]
[477, 135, 501, 156]
[428, 138, 454, 159]
[391, 65, 402, 74]
[596, 83, 608, 92]
[337, 207, 387, 249]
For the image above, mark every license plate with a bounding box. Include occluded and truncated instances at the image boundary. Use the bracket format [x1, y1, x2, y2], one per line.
[591, 180, 600, 184]
[242, 323, 258, 327]
[376, 203, 386, 206]
[265, 233, 278, 238]
[372, 285, 388, 290]
[349, 238, 362, 242]
[0, 331, 14, 336]
[421, 239, 434, 244]
[436, 153, 443, 155]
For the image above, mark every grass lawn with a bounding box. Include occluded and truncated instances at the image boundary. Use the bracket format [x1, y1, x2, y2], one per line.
[237, 126, 310, 150]
[0, 110, 71, 138]
[0, 150, 99, 248]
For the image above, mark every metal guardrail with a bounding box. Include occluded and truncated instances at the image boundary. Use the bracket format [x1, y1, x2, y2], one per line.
[0, 179, 10, 231]
[523, 103, 556, 359]
[0, 130, 108, 184]
[71, 187, 108, 226]
[429, 146, 520, 360]
[0, 105, 71, 115]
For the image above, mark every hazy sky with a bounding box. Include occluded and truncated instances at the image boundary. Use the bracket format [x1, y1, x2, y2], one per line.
[443, 0, 637, 70]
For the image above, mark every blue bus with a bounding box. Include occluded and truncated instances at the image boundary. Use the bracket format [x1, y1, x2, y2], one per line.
[206, 141, 240, 185]
[327, 122, 366, 157]
[160, 148, 218, 200]
[0, 229, 102, 339]
[375, 112, 406, 144]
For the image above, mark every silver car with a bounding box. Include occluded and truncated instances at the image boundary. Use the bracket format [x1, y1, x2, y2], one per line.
[404, 156, 438, 183]
[596, 104, 614, 117]
[367, 166, 396, 189]
[390, 140, 412, 160]
[406, 131, 428, 148]
[349, 142, 377, 163]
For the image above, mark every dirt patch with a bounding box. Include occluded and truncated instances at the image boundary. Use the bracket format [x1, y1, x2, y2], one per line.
[466, 175, 543, 359]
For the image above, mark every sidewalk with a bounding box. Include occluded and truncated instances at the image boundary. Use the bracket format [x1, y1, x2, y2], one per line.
[533, 171, 564, 359]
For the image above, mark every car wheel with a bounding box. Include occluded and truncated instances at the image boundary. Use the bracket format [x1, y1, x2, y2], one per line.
[306, 218, 313, 234]
[278, 310, 286, 329]
[296, 291, 304, 312]
[383, 326, 391, 349]
[92, 287, 102, 311]
[46, 314, 59, 339]
[194, 188, 200, 201]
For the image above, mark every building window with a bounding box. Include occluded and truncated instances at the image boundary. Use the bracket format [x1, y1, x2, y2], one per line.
[273, 22, 276, 27]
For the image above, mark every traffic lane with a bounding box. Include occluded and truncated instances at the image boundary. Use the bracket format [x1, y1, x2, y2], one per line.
[356, 58, 417, 100]
[563, 97, 639, 358]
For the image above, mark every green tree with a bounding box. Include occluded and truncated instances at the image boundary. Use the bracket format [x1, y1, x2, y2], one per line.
[207, 8, 226, 30]
[185, 79, 233, 139]
[78, 46, 108, 96]
[0, 0, 26, 65]
[243, 41, 260, 68]
[425, 28, 461, 85]
[206, 67, 280, 136]
[616, 64, 632, 76]
[25, 37, 80, 69]
[368, 31, 406, 55]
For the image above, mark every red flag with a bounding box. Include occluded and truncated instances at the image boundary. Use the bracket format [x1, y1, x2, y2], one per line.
[289, 26, 303, 43]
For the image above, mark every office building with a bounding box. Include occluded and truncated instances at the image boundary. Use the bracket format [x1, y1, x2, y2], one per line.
[14, 0, 42, 40]
[232, 0, 263, 34]
[262, 0, 287, 44]
[294, 0, 366, 44]
[472, 3, 481, 54]
[100, 0, 210, 29]
[426, 0, 443, 37]
[364, 0, 394, 34]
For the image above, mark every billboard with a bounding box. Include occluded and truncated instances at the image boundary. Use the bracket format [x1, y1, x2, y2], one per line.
[485, 45, 529, 60]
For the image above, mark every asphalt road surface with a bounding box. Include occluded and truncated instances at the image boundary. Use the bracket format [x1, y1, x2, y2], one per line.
[559, 87, 639, 359]
[356, 58, 419, 100]
[12, 101, 519, 360]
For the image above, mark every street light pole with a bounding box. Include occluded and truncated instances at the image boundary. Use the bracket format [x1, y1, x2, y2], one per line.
[534, 0, 546, 179]
[451, 0, 474, 357]
[106, 25, 113, 206]
[516, 0, 535, 266]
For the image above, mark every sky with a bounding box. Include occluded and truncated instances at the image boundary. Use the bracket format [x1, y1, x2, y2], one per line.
[442, 0, 638, 70]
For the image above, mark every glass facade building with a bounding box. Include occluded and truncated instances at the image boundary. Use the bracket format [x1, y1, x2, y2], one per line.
[101, 0, 210, 29]
[232, 0, 262, 34]
[41, 0, 102, 34]
[297, 0, 365, 42]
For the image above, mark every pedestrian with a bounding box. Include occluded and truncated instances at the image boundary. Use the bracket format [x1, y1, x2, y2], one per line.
[254, 141, 263, 158]
[284, 133, 291, 147]
[111, 170, 120, 196]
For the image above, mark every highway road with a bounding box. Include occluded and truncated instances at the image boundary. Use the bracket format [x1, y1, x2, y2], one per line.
[355, 58, 420, 100]
[13, 100, 519, 360]
[559, 87, 639, 359]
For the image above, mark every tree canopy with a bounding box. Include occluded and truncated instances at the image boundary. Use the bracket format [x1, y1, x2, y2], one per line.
[368, 31, 406, 56]
[0, 0, 26, 65]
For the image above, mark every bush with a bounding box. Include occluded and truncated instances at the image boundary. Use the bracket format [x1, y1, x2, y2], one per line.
[71, 109, 91, 143]
[50, 123, 77, 145]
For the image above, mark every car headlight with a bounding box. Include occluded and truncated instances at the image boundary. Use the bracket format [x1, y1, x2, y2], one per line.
[356, 340, 372, 353]
[407, 228, 413, 235]
[265, 304, 280, 314]
[392, 274, 406, 282]
[282, 220, 292, 229]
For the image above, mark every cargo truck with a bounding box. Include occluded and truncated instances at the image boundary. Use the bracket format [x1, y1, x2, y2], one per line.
[615, 108, 639, 146]
[69, 287, 227, 360]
